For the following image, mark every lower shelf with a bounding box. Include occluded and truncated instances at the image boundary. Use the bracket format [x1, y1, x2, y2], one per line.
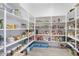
[67, 42, 79, 53]
[35, 40, 66, 43]
[6, 40, 35, 56]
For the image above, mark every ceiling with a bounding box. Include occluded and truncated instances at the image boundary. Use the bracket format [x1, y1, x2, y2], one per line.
[20, 3, 76, 17]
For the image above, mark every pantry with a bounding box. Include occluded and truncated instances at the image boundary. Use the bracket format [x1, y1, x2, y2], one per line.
[0, 3, 79, 56]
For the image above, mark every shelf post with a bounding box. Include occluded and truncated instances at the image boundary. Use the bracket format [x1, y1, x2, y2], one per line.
[75, 7, 77, 49]
[3, 3, 7, 56]
[28, 14, 29, 43]
[50, 16, 52, 42]
[34, 17, 36, 41]
[65, 14, 67, 43]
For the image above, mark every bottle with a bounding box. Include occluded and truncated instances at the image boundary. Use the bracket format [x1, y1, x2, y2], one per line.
[0, 19, 3, 29]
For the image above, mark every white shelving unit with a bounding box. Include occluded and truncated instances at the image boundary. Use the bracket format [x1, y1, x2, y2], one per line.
[0, 3, 35, 56]
[66, 4, 79, 53]
[35, 16, 66, 43]
[6, 3, 35, 56]
[66, 6, 77, 53]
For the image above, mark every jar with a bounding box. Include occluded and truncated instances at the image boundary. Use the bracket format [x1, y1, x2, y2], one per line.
[10, 50, 15, 56]
[7, 36, 15, 43]
[14, 9, 21, 16]
[21, 24, 26, 28]
[14, 35, 21, 40]
[7, 51, 11, 56]
[21, 32, 26, 38]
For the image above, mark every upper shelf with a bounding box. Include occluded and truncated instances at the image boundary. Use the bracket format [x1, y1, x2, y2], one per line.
[6, 11, 28, 21]
[0, 8, 28, 22]
[0, 3, 34, 23]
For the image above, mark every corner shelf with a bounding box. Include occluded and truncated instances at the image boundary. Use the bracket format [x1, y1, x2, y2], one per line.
[17, 40, 35, 53]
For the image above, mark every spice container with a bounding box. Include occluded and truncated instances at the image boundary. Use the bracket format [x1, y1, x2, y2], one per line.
[21, 32, 26, 38]
[21, 50, 27, 56]
[11, 47, 18, 56]
[58, 18, 60, 23]
[18, 45, 22, 50]
[10, 50, 15, 56]
[77, 23, 79, 29]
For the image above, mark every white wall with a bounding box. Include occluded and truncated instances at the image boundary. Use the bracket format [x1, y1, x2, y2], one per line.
[20, 3, 76, 17]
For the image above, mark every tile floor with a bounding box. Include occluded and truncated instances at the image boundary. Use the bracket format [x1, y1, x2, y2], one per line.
[27, 42, 72, 56]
